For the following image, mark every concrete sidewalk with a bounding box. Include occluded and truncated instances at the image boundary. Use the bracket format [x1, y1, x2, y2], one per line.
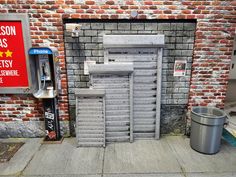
[0, 136, 236, 177]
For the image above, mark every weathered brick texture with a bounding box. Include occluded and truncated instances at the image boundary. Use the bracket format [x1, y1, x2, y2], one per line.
[64, 21, 195, 134]
[0, 0, 235, 137]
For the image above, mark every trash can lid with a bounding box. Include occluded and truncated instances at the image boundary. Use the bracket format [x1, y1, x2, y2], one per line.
[191, 107, 226, 125]
[191, 106, 226, 119]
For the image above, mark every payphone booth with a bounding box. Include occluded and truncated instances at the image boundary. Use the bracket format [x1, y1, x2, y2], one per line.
[28, 47, 62, 142]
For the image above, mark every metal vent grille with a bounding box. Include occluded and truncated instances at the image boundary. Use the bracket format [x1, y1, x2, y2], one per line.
[92, 74, 131, 143]
[106, 48, 158, 139]
[76, 96, 105, 147]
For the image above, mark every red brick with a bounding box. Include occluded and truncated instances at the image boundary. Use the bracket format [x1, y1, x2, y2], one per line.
[110, 5, 119, 9]
[81, 14, 90, 19]
[163, 1, 172, 5]
[101, 15, 109, 19]
[0, 9, 8, 13]
[187, 5, 196, 10]
[106, 0, 115, 5]
[111, 14, 118, 19]
[158, 15, 168, 19]
[168, 6, 177, 10]
[196, 14, 205, 19]
[137, 14, 146, 19]
[231, 1, 236, 6]
[71, 14, 81, 18]
[96, 9, 105, 14]
[202, 2, 210, 5]
[4, 118, 13, 122]
[182, 10, 191, 14]
[120, 5, 128, 9]
[62, 14, 70, 19]
[6, 0, 16, 4]
[81, 5, 89, 9]
[37, 9, 46, 13]
[193, 1, 201, 5]
[32, 5, 40, 9]
[116, 9, 124, 14]
[56, 9, 64, 13]
[130, 5, 139, 9]
[144, 1, 153, 5]
[149, 6, 157, 9]
[76, 9, 84, 13]
[99, 6, 110, 10]
[72, 5, 81, 9]
[153, 1, 162, 5]
[182, 2, 192, 5]
[139, 5, 148, 9]
[86, 9, 94, 13]
[17, 9, 27, 13]
[187, 15, 195, 19]
[168, 15, 176, 19]
[85, 0, 95, 5]
[153, 10, 162, 14]
[201, 10, 210, 14]
[177, 15, 186, 19]
[164, 10, 171, 14]
[91, 5, 99, 9]
[197, 6, 206, 10]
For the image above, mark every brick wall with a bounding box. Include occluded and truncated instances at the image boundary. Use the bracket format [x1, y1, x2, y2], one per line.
[65, 21, 195, 134]
[0, 0, 235, 137]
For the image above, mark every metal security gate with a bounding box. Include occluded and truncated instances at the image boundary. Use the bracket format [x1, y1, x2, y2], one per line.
[92, 75, 130, 142]
[75, 35, 164, 146]
[88, 63, 134, 143]
[103, 35, 164, 139]
[75, 89, 106, 147]
[106, 48, 158, 139]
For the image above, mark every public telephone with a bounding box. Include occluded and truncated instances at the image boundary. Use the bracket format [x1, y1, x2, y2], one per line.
[39, 54, 51, 81]
[28, 47, 62, 142]
[29, 48, 60, 98]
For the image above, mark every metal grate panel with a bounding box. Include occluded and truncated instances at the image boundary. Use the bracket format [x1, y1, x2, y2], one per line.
[106, 48, 159, 139]
[92, 74, 131, 143]
[76, 92, 105, 147]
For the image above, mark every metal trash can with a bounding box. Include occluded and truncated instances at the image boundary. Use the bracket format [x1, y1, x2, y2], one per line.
[190, 107, 226, 154]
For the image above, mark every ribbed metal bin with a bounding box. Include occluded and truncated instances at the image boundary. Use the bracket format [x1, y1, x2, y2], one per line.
[190, 107, 226, 154]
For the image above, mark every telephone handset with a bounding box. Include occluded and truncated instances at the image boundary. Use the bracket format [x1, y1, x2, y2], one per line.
[39, 55, 51, 81]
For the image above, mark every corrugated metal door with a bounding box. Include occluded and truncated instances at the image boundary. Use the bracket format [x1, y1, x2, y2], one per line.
[91, 74, 131, 142]
[76, 96, 105, 147]
[106, 48, 158, 139]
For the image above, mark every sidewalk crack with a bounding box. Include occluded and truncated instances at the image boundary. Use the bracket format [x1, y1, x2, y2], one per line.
[101, 146, 106, 177]
[165, 136, 187, 177]
[18, 139, 43, 176]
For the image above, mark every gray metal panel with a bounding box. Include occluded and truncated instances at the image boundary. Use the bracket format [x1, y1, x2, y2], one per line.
[76, 94, 105, 147]
[103, 35, 165, 48]
[129, 73, 134, 142]
[0, 14, 33, 94]
[155, 48, 163, 139]
[75, 88, 105, 96]
[92, 74, 131, 143]
[103, 96, 106, 147]
[88, 63, 133, 75]
[106, 48, 160, 139]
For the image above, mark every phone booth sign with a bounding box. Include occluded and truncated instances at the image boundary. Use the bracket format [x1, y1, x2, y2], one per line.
[0, 14, 33, 94]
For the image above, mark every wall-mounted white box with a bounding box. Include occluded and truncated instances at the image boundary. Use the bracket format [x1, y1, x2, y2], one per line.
[84, 60, 96, 75]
